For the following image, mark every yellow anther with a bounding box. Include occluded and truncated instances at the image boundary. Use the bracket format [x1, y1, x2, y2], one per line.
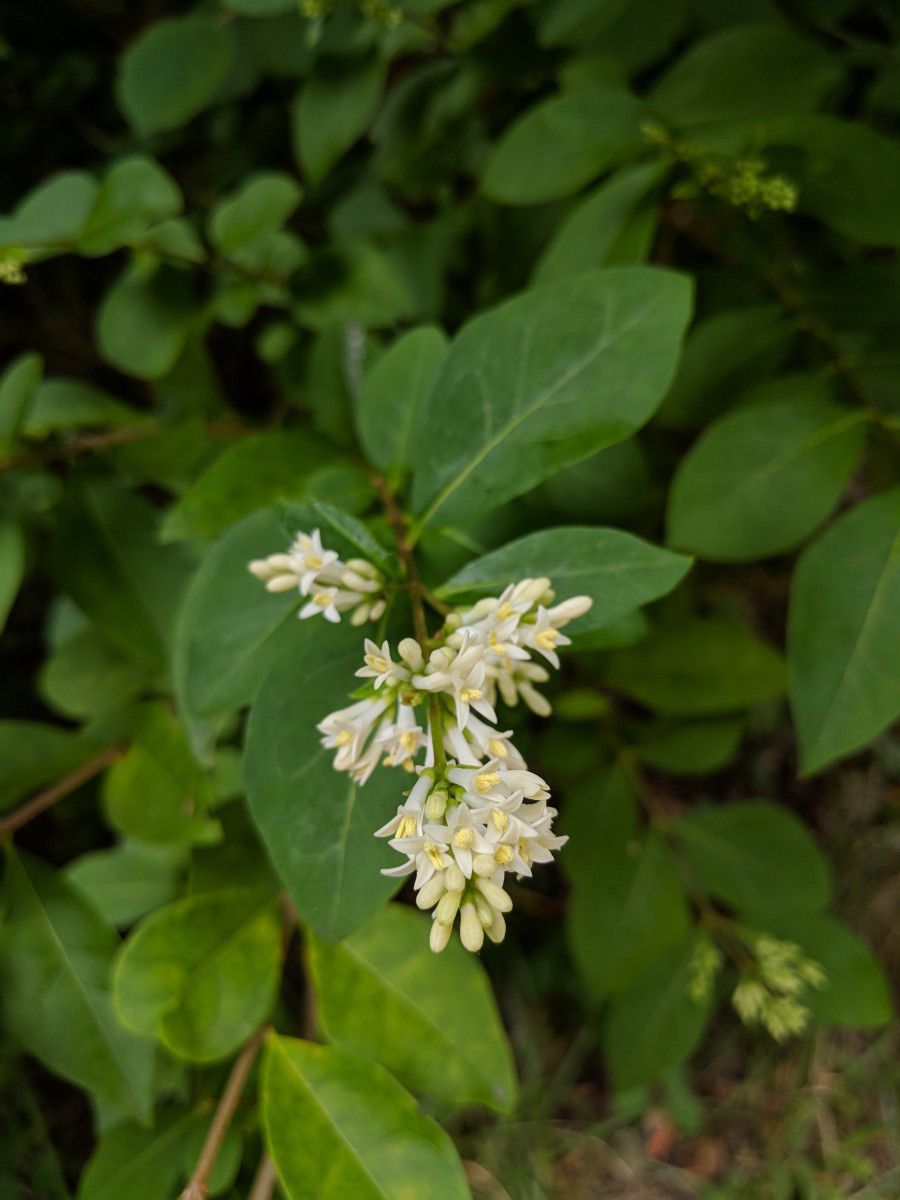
[367, 655, 390, 673]
[305, 554, 323, 569]
[536, 628, 559, 649]
[489, 632, 508, 656]
[496, 602, 514, 620]
[460, 687, 483, 703]
[313, 592, 332, 607]
[396, 815, 417, 839]
[424, 841, 444, 868]
[488, 738, 508, 758]
[494, 844, 514, 866]
[453, 827, 475, 849]
[491, 810, 509, 832]
[399, 731, 417, 753]
[334, 730, 353, 746]
[474, 771, 500, 793]
[518, 840, 533, 865]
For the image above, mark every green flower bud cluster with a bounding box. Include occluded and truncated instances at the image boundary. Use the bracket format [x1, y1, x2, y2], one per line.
[0, 249, 27, 285]
[687, 936, 724, 1003]
[731, 932, 825, 1042]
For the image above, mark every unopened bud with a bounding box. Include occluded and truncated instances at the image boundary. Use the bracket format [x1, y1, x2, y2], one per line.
[459, 902, 484, 952]
[429, 919, 451, 953]
[398, 638, 424, 670]
[485, 910, 506, 944]
[435, 890, 461, 925]
[475, 877, 512, 912]
[473, 892, 494, 927]
[445, 864, 465, 892]
[424, 789, 448, 820]
[416, 874, 445, 909]
[473, 853, 495, 877]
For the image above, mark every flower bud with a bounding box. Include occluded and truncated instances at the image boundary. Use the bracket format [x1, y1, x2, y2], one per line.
[473, 893, 495, 927]
[424, 789, 448, 820]
[398, 638, 424, 670]
[266, 574, 300, 593]
[445, 864, 465, 892]
[485, 911, 506, 944]
[429, 919, 451, 953]
[428, 647, 454, 672]
[472, 853, 495, 877]
[459, 902, 484, 953]
[416, 874, 445, 910]
[350, 603, 370, 626]
[369, 598, 386, 621]
[435, 890, 461, 925]
[475, 877, 513, 912]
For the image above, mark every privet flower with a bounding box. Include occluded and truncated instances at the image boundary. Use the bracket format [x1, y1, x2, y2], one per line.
[302, 552, 592, 953]
[248, 528, 387, 626]
[731, 932, 825, 1042]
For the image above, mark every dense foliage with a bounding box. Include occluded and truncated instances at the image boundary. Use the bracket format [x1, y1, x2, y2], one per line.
[1, 0, 899, 1196]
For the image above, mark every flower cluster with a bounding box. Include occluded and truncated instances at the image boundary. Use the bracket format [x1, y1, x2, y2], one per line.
[314, 561, 592, 953]
[731, 933, 825, 1042]
[248, 529, 386, 626]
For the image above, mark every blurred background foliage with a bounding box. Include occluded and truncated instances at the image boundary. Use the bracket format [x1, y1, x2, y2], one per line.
[1, 0, 900, 1197]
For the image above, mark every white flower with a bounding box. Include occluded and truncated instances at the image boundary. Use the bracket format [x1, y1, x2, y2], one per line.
[356, 638, 410, 689]
[289, 529, 341, 594]
[373, 773, 431, 839]
[425, 803, 492, 878]
[518, 605, 572, 669]
[383, 831, 452, 888]
[300, 586, 342, 623]
[413, 639, 497, 731]
[318, 696, 389, 772]
[377, 704, 426, 768]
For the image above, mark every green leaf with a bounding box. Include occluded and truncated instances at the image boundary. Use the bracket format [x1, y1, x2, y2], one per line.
[39, 627, 147, 720]
[482, 86, 645, 205]
[603, 933, 714, 1090]
[22, 379, 143, 439]
[437, 526, 691, 633]
[656, 305, 792, 429]
[649, 23, 839, 128]
[103, 704, 216, 846]
[309, 904, 517, 1113]
[533, 161, 665, 284]
[262, 1035, 470, 1200]
[0, 172, 98, 248]
[77, 156, 182, 257]
[632, 717, 744, 775]
[280, 499, 394, 574]
[672, 801, 831, 914]
[50, 482, 195, 673]
[606, 616, 786, 716]
[161, 432, 331, 542]
[66, 841, 180, 928]
[410, 267, 693, 531]
[77, 1108, 201, 1200]
[0, 851, 154, 1118]
[292, 55, 387, 185]
[114, 888, 281, 1062]
[769, 116, 900, 248]
[356, 326, 449, 476]
[738, 908, 891, 1030]
[0, 352, 43, 454]
[208, 172, 302, 255]
[244, 622, 403, 940]
[667, 389, 866, 561]
[564, 765, 690, 1002]
[117, 15, 234, 136]
[788, 487, 900, 774]
[0, 721, 97, 810]
[174, 508, 308, 721]
[97, 264, 197, 380]
[0, 515, 25, 632]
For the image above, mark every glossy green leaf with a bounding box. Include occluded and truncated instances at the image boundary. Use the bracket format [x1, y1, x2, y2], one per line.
[0, 352, 43, 454]
[209, 172, 302, 254]
[0, 173, 97, 248]
[161, 432, 331, 542]
[482, 86, 645, 205]
[23, 379, 142, 439]
[77, 156, 182, 257]
[97, 264, 197, 380]
[603, 933, 714, 1090]
[788, 488, 900, 774]
[565, 766, 690, 1002]
[0, 515, 25, 632]
[0, 720, 98, 810]
[606, 616, 786, 715]
[292, 56, 386, 185]
[114, 888, 281, 1062]
[280, 499, 394, 574]
[103, 704, 216, 846]
[356, 326, 449, 476]
[437, 526, 691, 633]
[117, 15, 234, 136]
[77, 1108, 201, 1200]
[667, 391, 866, 561]
[244, 622, 402, 940]
[649, 23, 839, 127]
[67, 841, 180, 928]
[39, 627, 147, 720]
[410, 267, 693, 530]
[262, 1035, 470, 1200]
[533, 161, 665, 284]
[309, 904, 517, 1112]
[632, 717, 744, 775]
[50, 483, 194, 673]
[673, 801, 831, 914]
[174, 508, 308, 721]
[0, 851, 154, 1118]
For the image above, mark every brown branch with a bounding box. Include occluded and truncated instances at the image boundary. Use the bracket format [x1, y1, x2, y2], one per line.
[180, 1026, 268, 1200]
[371, 472, 430, 645]
[0, 747, 122, 841]
[248, 1155, 278, 1200]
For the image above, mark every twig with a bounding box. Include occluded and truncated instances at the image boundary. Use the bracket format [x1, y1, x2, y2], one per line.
[180, 1026, 268, 1200]
[0, 747, 122, 841]
[371, 472, 430, 645]
[248, 1155, 278, 1200]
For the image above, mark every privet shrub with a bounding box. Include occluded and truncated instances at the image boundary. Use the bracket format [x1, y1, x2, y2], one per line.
[0, 0, 897, 1195]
